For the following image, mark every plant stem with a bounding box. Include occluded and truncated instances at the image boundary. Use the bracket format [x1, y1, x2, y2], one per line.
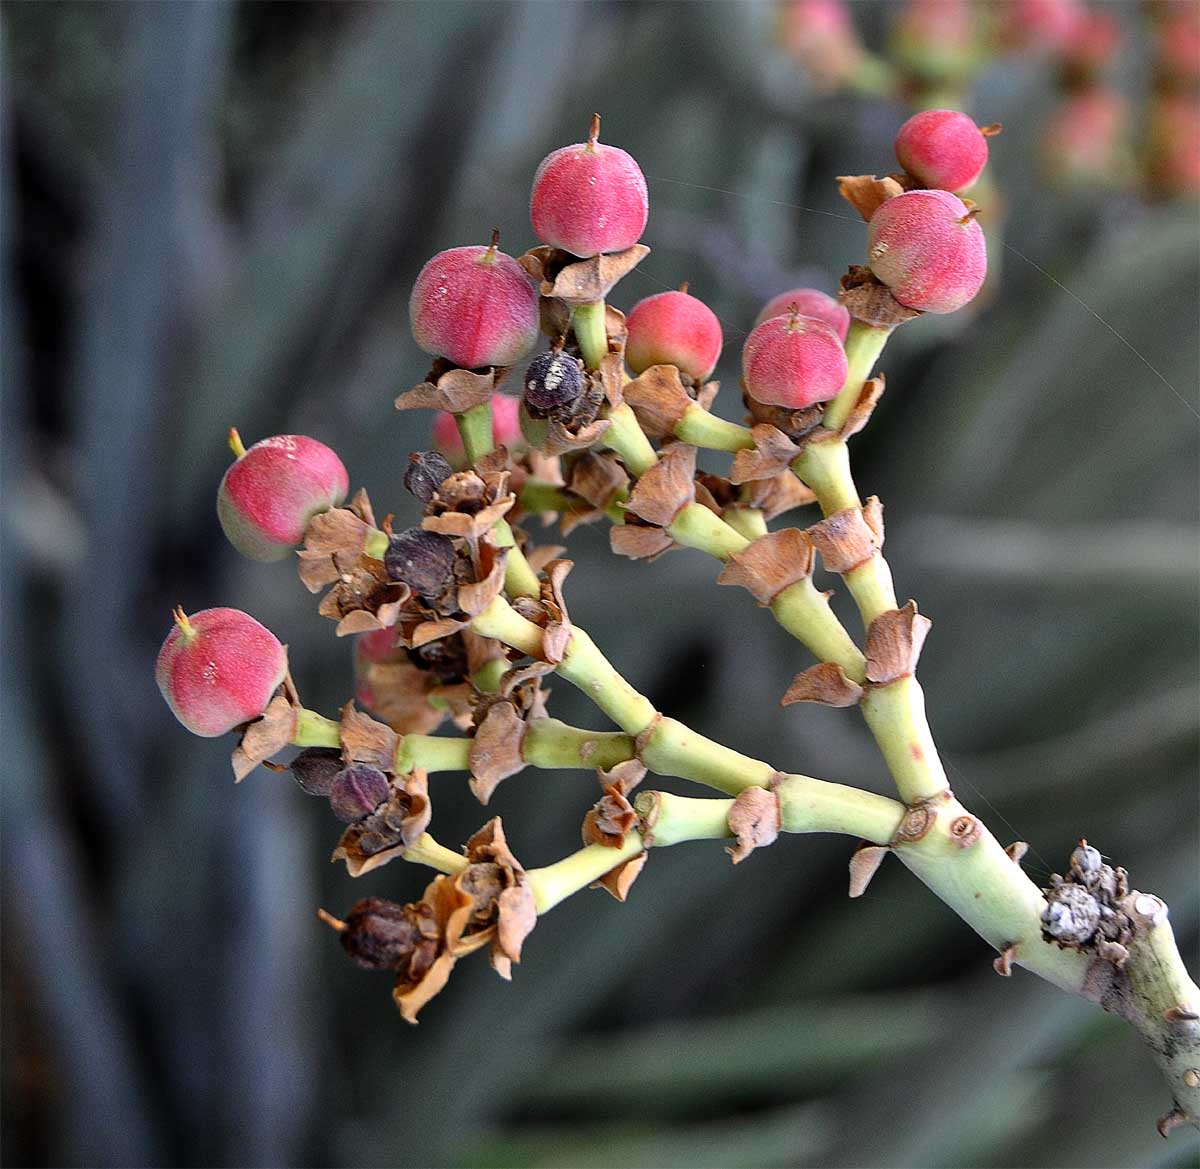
[522, 718, 635, 772]
[395, 734, 473, 774]
[791, 439, 861, 514]
[455, 401, 494, 465]
[770, 580, 868, 681]
[292, 708, 341, 748]
[723, 507, 768, 541]
[491, 517, 542, 598]
[572, 300, 609, 371]
[638, 716, 776, 794]
[527, 834, 644, 913]
[675, 405, 755, 452]
[822, 320, 891, 433]
[668, 503, 750, 561]
[556, 627, 659, 736]
[401, 832, 469, 875]
[774, 774, 904, 841]
[364, 528, 390, 559]
[470, 594, 547, 657]
[859, 679, 948, 804]
[603, 401, 660, 476]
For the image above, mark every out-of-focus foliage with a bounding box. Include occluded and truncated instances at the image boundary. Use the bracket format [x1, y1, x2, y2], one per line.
[1, 3, 1196, 1167]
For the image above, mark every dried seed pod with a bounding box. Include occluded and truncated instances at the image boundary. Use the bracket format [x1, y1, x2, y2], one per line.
[338, 897, 424, 970]
[384, 527, 457, 598]
[156, 607, 288, 737]
[290, 747, 344, 797]
[403, 450, 454, 505]
[329, 763, 391, 824]
[523, 349, 586, 416]
[406, 635, 470, 685]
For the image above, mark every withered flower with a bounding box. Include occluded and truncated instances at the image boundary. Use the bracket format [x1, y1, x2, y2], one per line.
[332, 768, 433, 877]
[421, 466, 516, 541]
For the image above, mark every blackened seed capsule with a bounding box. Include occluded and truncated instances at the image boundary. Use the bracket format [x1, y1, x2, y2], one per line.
[403, 450, 454, 504]
[407, 635, 470, 684]
[523, 349, 585, 416]
[384, 527, 457, 597]
[329, 763, 391, 823]
[291, 747, 344, 797]
[340, 897, 421, 970]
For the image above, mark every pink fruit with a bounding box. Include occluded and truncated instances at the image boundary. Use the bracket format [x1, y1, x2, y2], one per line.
[1061, 8, 1120, 73]
[432, 394, 524, 467]
[218, 431, 349, 562]
[409, 234, 539, 369]
[625, 286, 723, 381]
[742, 311, 848, 409]
[754, 287, 850, 341]
[1040, 90, 1128, 185]
[1149, 95, 1200, 197]
[156, 607, 287, 738]
[778, 0, 863, 91]
[891, 0, 977, 82]
[1004, 0, 1084, 50]
[866, 189, 987, 315]
[894, 109, 992, 193]
[530, 114, 648, 258]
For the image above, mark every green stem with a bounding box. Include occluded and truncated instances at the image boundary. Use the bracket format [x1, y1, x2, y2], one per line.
[634, 790, 733, 847]
[556, 627, 659, 736]
[843, 557, 899, 626]
[364, 528, 390, 559]
[572, 300, 610, 371]
[522, 718, 636, 772]
[858, 679, 948, 804]
[292, 708, 341, 748]
[402, 833, 470, 875]
[492, 517, 542, 598]
[527, 833, 645, 913]
[675, 404, 755, 452]
[455, 401, 495, 465]
[770, 580, 868, 682]
[667, 503, 750, 562]
[791, 439, 861, 515]
[602, 402, 659, 476]
[519, 479, 626, 525]
[638, 716, 776, 795]
[775, 774, 902, 841]
[471, 657, 507, 694]
[395, 734, 473, 775]
[723, 507, 768, 542]
[470, 595, 546, 658]
[822, 320, 891, 434]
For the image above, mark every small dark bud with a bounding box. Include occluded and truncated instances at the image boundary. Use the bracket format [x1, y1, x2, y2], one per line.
[291, 747, 343, 797]
[403, 450, 454, 504]
[340, 897, 421, 970]
[406, 635, 470, 684]
[329, 763, 390, 823]
[523, 349, 585, 416]
[384, 527, 457, 597]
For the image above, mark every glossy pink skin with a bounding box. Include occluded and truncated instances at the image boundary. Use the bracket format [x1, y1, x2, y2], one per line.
[530, 141, 648, 258]
[742, 314, 848, 409]
[156, 608, 287, 738]
[625, 290, 724, 380]
[409, 246, 539, 369]
[754, 288, 849, 341]
[218, 435, 349, 562]
[432, 394, 524, 467]
[867, 190, 987, 315]
[894, 109, 988, 193]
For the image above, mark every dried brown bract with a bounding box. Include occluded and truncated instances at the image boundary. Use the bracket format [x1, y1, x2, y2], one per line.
[519, 244, 650, 308]
[839, 266, 922, 329]
[864, 601, 932, 685]
[808, 497, 885, 575]
[394, 361, 501, 415]
[422, 468, 516, 540]
[717, 528, 816, 605]
[333, 768, 433, 877]
[726, 787, 781, 864]
[781, 662, 865, 708]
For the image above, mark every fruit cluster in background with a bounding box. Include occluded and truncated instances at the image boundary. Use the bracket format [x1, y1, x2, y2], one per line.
[777, 0, 1200, 198]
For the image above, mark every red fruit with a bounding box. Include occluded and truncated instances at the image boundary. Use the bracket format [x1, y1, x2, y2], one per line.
[432, 394, 524, 468]
[754, 287, 849, 341]
[891, 0, 977, 82]
[530, 114, 648, 258]
[1156, 7, 1200, 85]
[625, 286, 723, 381]
[1061, 8, 1120, 73]
[866, 190, 987, 315]
[218, 431, 349, 562]
[1004, 0, 1084, 50]
[742, 311, 848, 409]
[894, 109, 991, 193]
[156, 607, 287, 738]
[409, 235, 539, 369]
[1149, 96, 1200, 197]
[1040, 90, 1128, 186]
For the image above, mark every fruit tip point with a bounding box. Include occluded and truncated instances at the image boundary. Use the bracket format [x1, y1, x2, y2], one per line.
[227, 427, 247, 458]
[588, 112, 601, 148]
[172, 605, 197, 642]
[678, 280, 690, 295]
[316, 907, 347, 933]
[980, 122, 1003, 138]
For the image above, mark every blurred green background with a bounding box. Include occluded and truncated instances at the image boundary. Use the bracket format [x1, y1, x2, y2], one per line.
[2, 2, 1197, 1167]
